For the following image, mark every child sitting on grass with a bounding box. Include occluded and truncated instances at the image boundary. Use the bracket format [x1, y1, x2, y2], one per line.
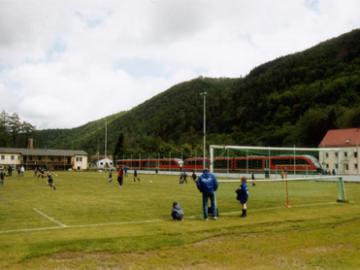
[171, 201, 184, 221]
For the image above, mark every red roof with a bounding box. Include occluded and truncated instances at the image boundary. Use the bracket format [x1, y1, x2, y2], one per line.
[319, 128, 360, 147]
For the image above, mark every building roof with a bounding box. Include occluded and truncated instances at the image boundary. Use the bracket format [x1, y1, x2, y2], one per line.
[319, 128, 360, 147]
[0, 147, 87, 156]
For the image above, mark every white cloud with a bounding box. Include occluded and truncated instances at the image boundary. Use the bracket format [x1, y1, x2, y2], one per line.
[0, 0, 359, 128]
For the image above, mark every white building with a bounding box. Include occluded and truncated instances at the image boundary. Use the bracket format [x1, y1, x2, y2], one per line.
[96, 158, 114, 169]
[319, 128, 360, 175]
[0, 147, 88, 170]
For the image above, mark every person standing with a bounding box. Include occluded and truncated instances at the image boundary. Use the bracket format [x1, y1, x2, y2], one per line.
[0, 169, 5, 186]
[117, 167, 124, 187]
[196, 169, 218, 220]
[47, 172, 56, 190]
[20, 165, 25, 176]
[236, 177, 249, 217]
[191, 170, 197, 182]
[133, 169, 140, 182]
[108, 169, 113, 183]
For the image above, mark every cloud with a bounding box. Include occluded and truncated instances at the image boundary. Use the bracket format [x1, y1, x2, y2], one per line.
[0, 0, 359, 128]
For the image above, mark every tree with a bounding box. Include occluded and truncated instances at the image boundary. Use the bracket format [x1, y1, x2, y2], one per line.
[113, 133, 125, 161]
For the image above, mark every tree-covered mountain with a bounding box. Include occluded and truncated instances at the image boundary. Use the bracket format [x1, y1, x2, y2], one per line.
[33, 29, 360, 157]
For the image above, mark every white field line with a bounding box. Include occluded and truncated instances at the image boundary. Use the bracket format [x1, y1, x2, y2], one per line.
[0, 202, 341, 235]
[33, 208, 67, 228]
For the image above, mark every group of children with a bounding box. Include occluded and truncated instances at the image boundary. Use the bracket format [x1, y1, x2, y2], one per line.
[171, 174, 249, 221]
[108, 167, 141, 187]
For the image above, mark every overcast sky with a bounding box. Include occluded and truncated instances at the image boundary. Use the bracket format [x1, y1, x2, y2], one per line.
[0, 0, 359, 129]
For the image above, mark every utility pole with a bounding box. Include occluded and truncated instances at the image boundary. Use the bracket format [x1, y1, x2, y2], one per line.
[200, 91, 207, 170]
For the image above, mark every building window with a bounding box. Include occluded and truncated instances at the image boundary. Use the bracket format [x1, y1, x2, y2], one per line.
[18, 156, 21, 160]
[344, 152, 348, 158]
[335, 164, 338, 169]
[355, 152, 358, 158]
[29, 156, 33, 161]
[38, 157, 42, 161]
[345, 164, 349, 170]
[335, 152, 338, 158]
[325, 152, 329, 158]
[355, 164, 358, 170]
[1, 155, 4, 160]
[11, 155, 14, 160]
[76, 157, 83, 162]
[326, 164, 329, 168]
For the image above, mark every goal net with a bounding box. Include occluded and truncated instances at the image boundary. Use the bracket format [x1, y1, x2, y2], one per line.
[209, 145, 349, 205]
[209, 145, 357, 177]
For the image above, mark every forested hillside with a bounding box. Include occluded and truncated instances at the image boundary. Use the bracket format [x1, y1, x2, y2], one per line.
[32, 29, 360, 157]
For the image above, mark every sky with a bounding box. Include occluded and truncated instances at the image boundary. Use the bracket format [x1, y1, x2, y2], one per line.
[0, 0, 359, 129]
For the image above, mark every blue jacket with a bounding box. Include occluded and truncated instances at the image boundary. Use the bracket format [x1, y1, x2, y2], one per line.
[196, 171, 218, 195]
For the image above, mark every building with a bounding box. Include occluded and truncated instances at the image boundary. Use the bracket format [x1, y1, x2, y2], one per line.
[319, 128, 360, 175]
[96, 158, 114, 170]
[0, 147, 88, 170]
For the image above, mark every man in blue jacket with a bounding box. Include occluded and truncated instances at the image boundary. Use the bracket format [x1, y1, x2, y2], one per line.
[196, 169, 218, 220]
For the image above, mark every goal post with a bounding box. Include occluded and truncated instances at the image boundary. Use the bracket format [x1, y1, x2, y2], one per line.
[209, 145, 349, 204]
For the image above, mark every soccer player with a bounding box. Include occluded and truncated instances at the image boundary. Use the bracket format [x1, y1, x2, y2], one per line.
[108, 169, 113, 183]
[236, 177, 249, 217]
[196, 169, 218, 220]
[47, 172, 56, 190]
[117, 167, 124, 186]
[171, 201, 184, 221]
[191, 170, 197, 182]
[0, 169, 5, 186]
[133, 169, 140, 182]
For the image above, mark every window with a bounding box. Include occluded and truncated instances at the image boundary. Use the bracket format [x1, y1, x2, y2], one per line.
[345, 164, 349, 170]
[335, 164, 338, 169]
[18, 156, 21, 160]
[355, 164, 358, 170]
[335, 152, 338, 158]
[326, 164, 329, 168]
[355, 152, 358, 158]
[344, 152, 348, 158]
[1, 155, 4, 160]
[11, 155, 14, 160]
[325, 152, 329, 158]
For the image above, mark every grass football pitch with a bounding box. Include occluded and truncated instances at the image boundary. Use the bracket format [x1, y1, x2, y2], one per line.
[0, 171, 360, 269]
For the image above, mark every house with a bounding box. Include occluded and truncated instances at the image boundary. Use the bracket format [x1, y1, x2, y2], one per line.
[96, 158, 114, 170]
[0, 147, 88, 170]
[319, 128, 360, 175]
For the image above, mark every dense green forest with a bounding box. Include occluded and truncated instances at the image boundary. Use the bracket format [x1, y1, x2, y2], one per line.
[2, 29, 360, 158]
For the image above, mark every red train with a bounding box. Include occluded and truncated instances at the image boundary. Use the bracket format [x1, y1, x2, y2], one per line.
[116, 158, 183, 171]
[117, 155, 322, 173]
[183, 155, 322, 173]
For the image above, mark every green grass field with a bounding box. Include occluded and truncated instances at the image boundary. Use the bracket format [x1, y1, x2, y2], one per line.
[0, 172, 360, 269]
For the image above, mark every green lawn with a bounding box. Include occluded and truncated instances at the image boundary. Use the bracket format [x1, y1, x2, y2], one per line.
[0, 172, 359, 269]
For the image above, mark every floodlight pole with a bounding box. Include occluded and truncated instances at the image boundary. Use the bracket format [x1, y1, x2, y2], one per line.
[200, 91, 207, 170]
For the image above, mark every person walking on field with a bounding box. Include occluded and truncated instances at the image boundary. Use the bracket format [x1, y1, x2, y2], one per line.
[133, 169, 140, 182]
[196, 169, 218, 220]
[117, 167, 124, 187]
[0, 169, 5, 186]
[236, 177, 249, 217]
[47, 172, 56, 190]
[108, 168, 113, 183]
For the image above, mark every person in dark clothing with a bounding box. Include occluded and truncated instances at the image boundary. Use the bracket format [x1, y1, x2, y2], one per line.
[179, 170, 188, 184]
[47, 172, 56, 190]
[0, 169, 5, 185]
[236, 177, 249, 217]
[133, 169, 140, 182]
[117, 167, 124, 186]
[108, 169, 113, 183]
[171, 201, 184, 220]
[191, 170, 197, 182]
[7, 165, 13, 177]
[196, 169, 218, 220]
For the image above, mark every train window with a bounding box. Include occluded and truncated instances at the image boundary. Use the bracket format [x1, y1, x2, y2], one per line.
[248, 159, 263, 169]
[235, 159, 246, 168]
[214, 159, 229, 168]
[143, 161, 157, 167]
